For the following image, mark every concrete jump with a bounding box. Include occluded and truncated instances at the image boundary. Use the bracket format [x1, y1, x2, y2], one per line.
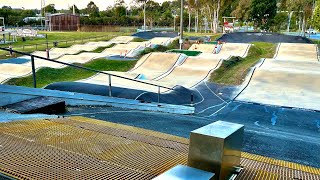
[78, 52, 182, 93]
[274, 43, 318, 62]
[157, 56, 221, 88]
[236, 59, 320, 111]
[189, 43, 251, 58]
[130, 52, 183, 80]
[108, 36, 135, 44]
[219, 43, 251, 58]
[189, 44, 216, 53]
[149, 37, 174, 46]
[0, 63, 32, 83]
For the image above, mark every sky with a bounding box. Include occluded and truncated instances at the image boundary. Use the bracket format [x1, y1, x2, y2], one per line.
[0, 0, 170, 10]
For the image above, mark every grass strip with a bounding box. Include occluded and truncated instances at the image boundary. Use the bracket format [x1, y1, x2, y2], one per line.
[5, 58, 137, 88]
[210, 42, 276, 85]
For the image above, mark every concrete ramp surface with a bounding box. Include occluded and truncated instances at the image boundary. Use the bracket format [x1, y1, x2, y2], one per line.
[236, 59, 320, 111]
[85, 41, 113, 47]
[0, 64, 32, 83]
[219, 43, 251, 58]
[79, 72, 174, 93]
[149, 37, 172, 46]
[275, 43, 318, 62]
[189, 44, 216, 53]
[56, 52, 102, 64]
[261, 59, 320, 73]
[109, 36, 135, 44]
[158, 57, 221, 87]
[50, 47, 82, 55]
[32, 51, 62, 59]
[130, 52, 182, 80]
[23, 58, 65, 69]
[0, 63, 31, 76]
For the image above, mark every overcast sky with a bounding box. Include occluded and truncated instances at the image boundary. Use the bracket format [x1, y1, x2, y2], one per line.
[0, 0, 170, 10]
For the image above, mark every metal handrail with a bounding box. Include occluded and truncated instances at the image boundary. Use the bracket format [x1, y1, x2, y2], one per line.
[0, 47, 176, 103]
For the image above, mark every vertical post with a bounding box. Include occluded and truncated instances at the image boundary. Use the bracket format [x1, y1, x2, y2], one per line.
[191, 93, 194, 106]
[108, 74, 112, 97]
[179, 0, 184, 50]
[158, 86, 160, 103]
[9, 45, 13, 57]
[36, 44, 38, 50]
[46, 34, 49, 59]
[31, 56, 37, 88]
[144, 0, 146, 31]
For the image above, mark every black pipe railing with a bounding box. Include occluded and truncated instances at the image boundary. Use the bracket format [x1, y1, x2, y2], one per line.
[0, 47, 175, 103]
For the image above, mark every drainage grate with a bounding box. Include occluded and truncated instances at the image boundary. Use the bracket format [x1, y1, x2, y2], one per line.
[0, 116, 319, 180]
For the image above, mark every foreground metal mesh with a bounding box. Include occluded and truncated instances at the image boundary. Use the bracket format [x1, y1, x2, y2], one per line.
[0, 116, 319, 180]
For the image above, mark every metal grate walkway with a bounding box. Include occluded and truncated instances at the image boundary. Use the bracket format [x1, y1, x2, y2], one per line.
[0, 116, 319, 180]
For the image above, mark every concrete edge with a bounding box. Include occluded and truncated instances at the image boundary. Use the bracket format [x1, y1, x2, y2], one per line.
[0, 85, 194, 115]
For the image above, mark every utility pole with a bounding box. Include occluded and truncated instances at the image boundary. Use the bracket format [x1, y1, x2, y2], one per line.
[179, 0, 184, 50]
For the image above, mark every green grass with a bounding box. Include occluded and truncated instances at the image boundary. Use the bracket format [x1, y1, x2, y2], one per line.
[138, 39, 180, 57]
[166, 49, 202, 56]
[131, 37, 147, 42]
[209, 42, 276, 85]
[5, 58, 137, 88]
[72, 44, 115, 55]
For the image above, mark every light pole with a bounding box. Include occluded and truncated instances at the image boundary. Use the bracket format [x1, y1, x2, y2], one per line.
[179, 0, 184, 50]
[172, 10, 177, 31]
[144, 0, 146, 31]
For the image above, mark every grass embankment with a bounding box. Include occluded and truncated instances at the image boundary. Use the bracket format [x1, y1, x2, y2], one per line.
[72, 44, 115, 55]
[0, 31, 130, 59]
[131, 37, 147, 42]
[138, 39, 180, 57]
[210, 42, 276, 85]
[5, 59, 137, 88]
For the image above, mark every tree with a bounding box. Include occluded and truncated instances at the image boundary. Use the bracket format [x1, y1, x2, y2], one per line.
[312, 1, 320, 30]
[44, 4, 57, 14]
[85, 1, 99, 17]
[69, 4, 80, 14]
[272, 12, 288, 31]
[286, 0, 314, 35]
[250, 0, 277, 30]
[136, 0, 151, 30]
[231, 0, 251, 21]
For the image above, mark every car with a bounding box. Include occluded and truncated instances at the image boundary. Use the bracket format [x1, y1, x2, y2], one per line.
[305, 29, 317, 34]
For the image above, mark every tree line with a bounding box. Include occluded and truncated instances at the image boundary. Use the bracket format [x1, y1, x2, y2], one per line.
[0, 0, 318, 33]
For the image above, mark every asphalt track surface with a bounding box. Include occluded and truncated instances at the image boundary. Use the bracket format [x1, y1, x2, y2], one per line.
[133, 31, 178, 40]
[62, 82, 320, 168]
[49, 72, 320, 168]
[218, 32, 313, 43]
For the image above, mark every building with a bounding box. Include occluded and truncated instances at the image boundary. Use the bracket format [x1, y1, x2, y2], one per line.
[46, 13, 80, 31]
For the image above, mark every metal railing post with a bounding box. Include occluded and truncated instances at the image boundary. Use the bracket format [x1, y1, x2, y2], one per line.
[158, 86, 160, 103]
[191, 93, 194, 106]
[30, 56, 37, 88]
[108, 74, 112, 97]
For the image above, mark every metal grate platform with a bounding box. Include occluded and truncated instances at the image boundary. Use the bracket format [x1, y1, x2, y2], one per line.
[0, 116, 319, 180]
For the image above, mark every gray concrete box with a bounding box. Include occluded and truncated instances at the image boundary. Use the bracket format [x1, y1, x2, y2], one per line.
[187, 121, 244, 180]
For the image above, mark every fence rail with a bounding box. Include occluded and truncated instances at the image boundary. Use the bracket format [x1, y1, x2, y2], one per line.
[0, 47, 178, 104]
[2, 34, 118, 52]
